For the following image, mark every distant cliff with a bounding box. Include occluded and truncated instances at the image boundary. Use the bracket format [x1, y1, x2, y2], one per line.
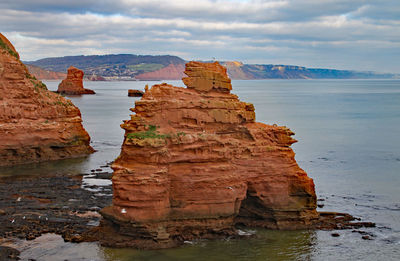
[135, 63, 185, 80]
[26, 64, 66, 80]
[25, 55, 398, 80]
[222, 61, 397, 79]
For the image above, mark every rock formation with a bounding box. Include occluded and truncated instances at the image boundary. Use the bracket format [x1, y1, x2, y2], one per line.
[128, 89, 144, 97]
[100, 61, 318, 248]
[57, 66, 95, 95]
[0, 33, 94, 166]
[135, 63, 185, 80]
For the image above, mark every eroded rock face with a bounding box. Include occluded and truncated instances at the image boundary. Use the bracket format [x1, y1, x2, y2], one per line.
[57, 66, 95, 95]
[100, 61, 318, 248]
[0, 33, 94, 166]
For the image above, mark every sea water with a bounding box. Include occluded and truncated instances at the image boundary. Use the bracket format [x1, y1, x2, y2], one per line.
[4, 79, 400, 260]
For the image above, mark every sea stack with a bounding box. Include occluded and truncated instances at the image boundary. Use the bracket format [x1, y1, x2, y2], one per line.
[100, 61, 318, 248]
[0, 33, 94, 166]
[57, 66, 95, 95]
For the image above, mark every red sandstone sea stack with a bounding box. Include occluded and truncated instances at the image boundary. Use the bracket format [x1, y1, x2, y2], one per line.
[0, 33, 94, 166]
[100, 61, 318, 248]
[57, 66, 95, 95]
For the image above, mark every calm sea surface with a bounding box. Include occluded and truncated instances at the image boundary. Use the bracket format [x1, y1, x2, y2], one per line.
[3, 79, 400, 260]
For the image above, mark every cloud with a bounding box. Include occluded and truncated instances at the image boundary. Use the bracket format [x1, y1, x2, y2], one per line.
[1, 0, 399, 72]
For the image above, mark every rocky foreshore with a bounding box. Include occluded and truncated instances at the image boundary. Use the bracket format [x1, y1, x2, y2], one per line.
[0, 164, 113, 260]
[0, 171, 112, 243]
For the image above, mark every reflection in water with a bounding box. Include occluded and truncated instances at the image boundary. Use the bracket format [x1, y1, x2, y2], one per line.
[102, 230, 316, 261]
[0, 156, 89, 178]
[9, 230, 316, 261]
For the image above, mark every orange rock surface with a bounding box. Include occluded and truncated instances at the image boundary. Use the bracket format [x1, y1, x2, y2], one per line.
[135, 63, 185, 80]
[101, 61, 318, 248]
[0, 33, 94, 166]
[57, 66, 95, 95]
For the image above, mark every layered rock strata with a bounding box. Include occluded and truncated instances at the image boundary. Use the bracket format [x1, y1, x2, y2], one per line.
[0, 33, 93, 166]
[57, 66, 95, 95]
[101, 61, 318, 248]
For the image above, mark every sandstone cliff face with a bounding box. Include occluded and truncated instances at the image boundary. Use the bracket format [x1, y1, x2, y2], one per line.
[101, 61, 318, 248]
[135, 63, 185, 80]
[0, 33, 93, 166]
[57, 66, 95, 95]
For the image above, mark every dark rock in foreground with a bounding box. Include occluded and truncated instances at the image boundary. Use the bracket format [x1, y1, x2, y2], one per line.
[0, 246, 20, 261]
[0, 172, 112, 243]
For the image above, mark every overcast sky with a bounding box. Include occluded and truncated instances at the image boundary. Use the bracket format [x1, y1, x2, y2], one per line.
[1, 0, 399, 73]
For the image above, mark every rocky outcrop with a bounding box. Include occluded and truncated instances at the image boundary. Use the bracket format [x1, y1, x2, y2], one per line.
[0, 33, 94, 166]
[135, 63, 185, 80]
[100, 61, 318, 248]
[128, 89, 144, 97]
[25, 64, 66, 80]
[57, 66, 95, 95]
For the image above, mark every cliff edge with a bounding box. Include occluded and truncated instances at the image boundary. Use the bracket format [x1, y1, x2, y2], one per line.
[0, 33, 94, 166]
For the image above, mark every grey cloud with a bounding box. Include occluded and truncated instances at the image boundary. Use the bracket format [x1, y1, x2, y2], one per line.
[1, 0, 399, 73]
[2, 0, 395, 22]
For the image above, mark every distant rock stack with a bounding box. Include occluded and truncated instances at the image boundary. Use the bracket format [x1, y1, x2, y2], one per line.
[57, 66, 95, 95]
[0, 33, 94, 166]
[100, 61, 318, 249]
